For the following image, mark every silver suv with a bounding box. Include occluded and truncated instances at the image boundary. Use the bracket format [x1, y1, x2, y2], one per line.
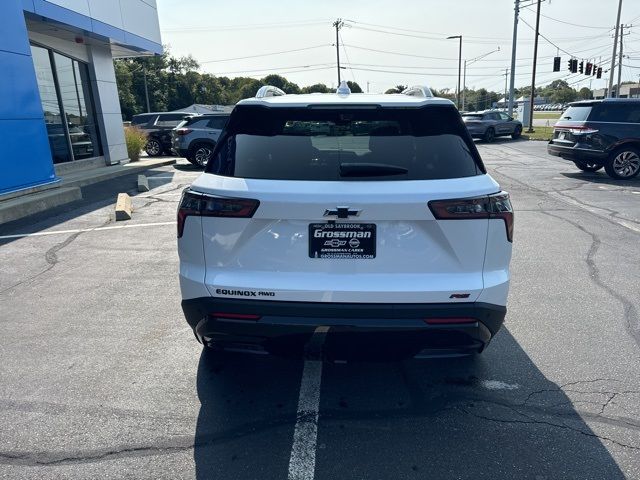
[172, 114, 230, 167]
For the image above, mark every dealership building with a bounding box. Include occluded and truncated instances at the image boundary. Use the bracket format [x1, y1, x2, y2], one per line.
[0, 0, 162, 200]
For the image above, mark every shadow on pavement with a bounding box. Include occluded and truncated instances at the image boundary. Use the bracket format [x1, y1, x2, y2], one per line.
[192, 328, 627, 479]
[314, 328, 626, 479]
[560, 171, 640, 186]
[193, 349, 303, 480]
[0, 169, 177, 244]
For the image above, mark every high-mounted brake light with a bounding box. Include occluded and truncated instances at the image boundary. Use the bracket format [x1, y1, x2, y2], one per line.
[177, 189, 260, 238]
[428, 192, 514, 242]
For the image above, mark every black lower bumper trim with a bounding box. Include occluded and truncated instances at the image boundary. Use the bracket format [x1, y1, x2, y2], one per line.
[181, 298, 506, 358]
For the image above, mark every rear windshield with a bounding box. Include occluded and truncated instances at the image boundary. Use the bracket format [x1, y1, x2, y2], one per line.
[560, 106, 592, 122]
[206, 106, 482, 181]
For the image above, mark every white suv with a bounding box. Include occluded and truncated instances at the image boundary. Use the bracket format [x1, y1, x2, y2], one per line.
[177, 83, 513, 359]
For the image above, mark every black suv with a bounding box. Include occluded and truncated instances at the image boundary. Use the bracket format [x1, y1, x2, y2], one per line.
[547, 99, 640, 179]
[131, 112, 195, 157]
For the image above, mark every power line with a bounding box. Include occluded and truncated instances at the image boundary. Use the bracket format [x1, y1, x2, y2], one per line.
[200, 45, 330, 64]
[537, 13, 611, 30]
[210, 64, 335, 75]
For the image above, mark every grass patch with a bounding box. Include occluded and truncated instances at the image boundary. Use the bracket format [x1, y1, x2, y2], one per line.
[522, 126, 554, 141]
[533, 112, 561, 120]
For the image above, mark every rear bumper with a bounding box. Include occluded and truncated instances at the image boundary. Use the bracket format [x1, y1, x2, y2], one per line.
[181, 298, 506, 358]
[547, 143, 608, 163]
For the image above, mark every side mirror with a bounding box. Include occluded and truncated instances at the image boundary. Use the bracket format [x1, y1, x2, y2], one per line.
[508, 117, 514, 121]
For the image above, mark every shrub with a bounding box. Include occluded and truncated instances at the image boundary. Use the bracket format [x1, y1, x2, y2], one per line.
[124, 126, 148, 162]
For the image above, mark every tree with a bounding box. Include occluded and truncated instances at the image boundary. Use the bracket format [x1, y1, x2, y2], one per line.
[578, 87, 593, 100]
[302, 83, 330, 93]
[347, 81, 363, 93]
[384, 85, 407, 94]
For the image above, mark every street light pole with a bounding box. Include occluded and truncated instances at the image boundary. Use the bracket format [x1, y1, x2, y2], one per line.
[463, 47, 500, 111]
[447, 35, 463, 109]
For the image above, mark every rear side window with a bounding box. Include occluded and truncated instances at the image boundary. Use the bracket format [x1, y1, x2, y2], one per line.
[155, 114, 187, 127]
[185, 118, 209, 128]
[132, 114, 155, 126]
[207, 106, 482, 181]
[560, 106, 592, 121]
[207, 117, 229, 129]
[589, 104, 640, 123]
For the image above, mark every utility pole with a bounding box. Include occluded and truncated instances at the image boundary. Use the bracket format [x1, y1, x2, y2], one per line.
[333, 19, 344, 85]
[143, 63, 151, 113]
[616, 25, 630, 98]
[608, 0, 623, 98]
[527, 0, 541, 133]
[617, 25, 624, 98]
[508, 0, 520, 116]
[504, 68, 510, 109]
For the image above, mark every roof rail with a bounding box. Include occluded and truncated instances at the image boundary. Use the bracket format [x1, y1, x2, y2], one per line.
[255, 85, 286, 98]
[402, 85, 434, 98]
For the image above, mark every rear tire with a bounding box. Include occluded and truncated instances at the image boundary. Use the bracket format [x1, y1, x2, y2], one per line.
[484, 127, 495, 143]
[604, 146, 640, 180]
[188, 142, 215, 167]
[511, 125, 522, 139]
[145, 138, 162, 157]
[573, 161, 603, 172]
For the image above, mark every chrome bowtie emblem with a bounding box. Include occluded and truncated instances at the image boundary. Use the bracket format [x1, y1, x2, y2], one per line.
[323, 207, 361, 219]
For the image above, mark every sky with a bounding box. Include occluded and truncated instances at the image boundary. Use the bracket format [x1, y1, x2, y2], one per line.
[156, 0, 640, 95]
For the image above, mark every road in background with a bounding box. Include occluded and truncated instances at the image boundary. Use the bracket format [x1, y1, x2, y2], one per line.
[0, 149, 639, 479]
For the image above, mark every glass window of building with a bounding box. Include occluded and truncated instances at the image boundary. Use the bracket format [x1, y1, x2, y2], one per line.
[30, 44, 102, 164]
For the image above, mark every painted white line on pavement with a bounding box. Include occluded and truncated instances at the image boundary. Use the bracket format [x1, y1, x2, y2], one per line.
[0, 222, 175, 240]
[288, 359, 323, 480]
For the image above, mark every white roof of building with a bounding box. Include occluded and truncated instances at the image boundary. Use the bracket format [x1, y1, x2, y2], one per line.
[237, 93, 454, 108]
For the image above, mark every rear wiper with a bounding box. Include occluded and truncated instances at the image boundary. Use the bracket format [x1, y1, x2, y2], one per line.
[339, 163, 409, 177]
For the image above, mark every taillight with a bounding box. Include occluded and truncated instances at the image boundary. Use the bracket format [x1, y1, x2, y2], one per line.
[175, 128, 193, 136]
[554, 123, 598, 135]
[177, 189, 260, 238]
[428, 192, 514, 242]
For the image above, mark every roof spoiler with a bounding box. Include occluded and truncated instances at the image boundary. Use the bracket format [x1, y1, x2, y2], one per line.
[402, 85, 434, 98]
[255, 85, 286, 98]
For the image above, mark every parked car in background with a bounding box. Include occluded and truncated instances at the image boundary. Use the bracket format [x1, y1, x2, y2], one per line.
[547, 99, 640, 180]
[462, 110, 523, 142]
[131, 112, 194, 157]
[172, 113, 230, 167]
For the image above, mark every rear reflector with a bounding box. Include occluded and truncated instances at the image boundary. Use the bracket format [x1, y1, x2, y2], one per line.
[211, 312, 261, 321]
[428, 192, 514, 242]
[425, 317, 477, 325]
[177, 188, 260, 237]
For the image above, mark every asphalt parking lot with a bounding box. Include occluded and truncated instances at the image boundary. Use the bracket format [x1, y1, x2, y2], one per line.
[1, 141, 639, 479]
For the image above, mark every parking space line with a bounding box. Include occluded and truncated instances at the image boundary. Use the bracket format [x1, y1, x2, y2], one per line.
[0, 222, 175, 240]
[288, 359, 323, 480]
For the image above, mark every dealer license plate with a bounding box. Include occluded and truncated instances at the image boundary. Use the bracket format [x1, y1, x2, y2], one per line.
[308, 223, 376, 259]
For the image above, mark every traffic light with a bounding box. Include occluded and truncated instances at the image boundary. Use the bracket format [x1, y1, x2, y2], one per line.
[579, 61, 584, 74]
[553, 56, 561, 72]
[569, 59, 578, 73]
[596, 67, 602, 79]
[568, 59, 573, 72]
[592, 64, 597, 76]
[585, 62, 592, 75]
